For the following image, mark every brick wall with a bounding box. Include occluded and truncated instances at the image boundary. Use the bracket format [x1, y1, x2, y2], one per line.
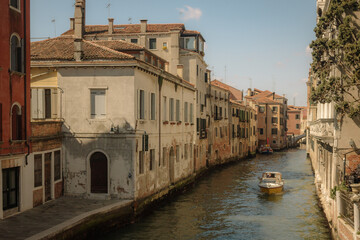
[31, 121, 62, 138]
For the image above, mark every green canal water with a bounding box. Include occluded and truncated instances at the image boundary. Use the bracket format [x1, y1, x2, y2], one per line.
[104, 149, 331, 240]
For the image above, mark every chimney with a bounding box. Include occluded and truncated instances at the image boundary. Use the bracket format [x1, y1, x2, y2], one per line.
[74, 38, 83, 61]
[177, 65, 184, 79]
[70, 18, 75, 30]
[108, 18, 114, 35]
[74, 0, 85, 39]
[140, 19, 147, 33]
[272, 92, 275, 100]
[247, 88, 252, 97]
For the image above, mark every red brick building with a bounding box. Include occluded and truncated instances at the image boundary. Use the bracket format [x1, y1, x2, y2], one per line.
[287, 105, 305, 136]
[0, 0, 31, 218]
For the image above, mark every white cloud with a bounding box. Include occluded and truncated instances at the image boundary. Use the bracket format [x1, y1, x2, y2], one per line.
[178, 6, 202, 21]
[305, 45, 312, 56]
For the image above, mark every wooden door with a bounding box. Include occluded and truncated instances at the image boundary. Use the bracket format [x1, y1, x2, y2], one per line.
[2, 168, 19, 210]
[90, 152, 108, 193]
[44, 152, 52, 201]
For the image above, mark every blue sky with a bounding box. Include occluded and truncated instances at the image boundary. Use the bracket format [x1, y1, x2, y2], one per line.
[31, 0, 316, 106]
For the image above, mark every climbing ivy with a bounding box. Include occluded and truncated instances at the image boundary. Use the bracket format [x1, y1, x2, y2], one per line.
[310, 0, 360, 118]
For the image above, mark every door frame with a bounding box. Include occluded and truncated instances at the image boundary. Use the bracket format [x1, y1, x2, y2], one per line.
[2, 167, 19, 211]
[86, 150, 110, 197]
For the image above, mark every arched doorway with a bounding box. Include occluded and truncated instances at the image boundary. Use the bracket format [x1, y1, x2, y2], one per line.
[90, 152, 108, 193]
[169, 147, 175, 184]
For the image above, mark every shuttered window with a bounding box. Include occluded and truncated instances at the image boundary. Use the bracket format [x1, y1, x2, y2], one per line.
[176, 100, 180, 122]
[190, 103, 193, 124]
[163, 96, 167, 121]
[150, 149, 155, 171]
[31, 88, 58, 119]
[184, 102, 188, 123]
[150, 93, 156, 120]
[169, 98, 174, 121]
[91, 90, 106, 119]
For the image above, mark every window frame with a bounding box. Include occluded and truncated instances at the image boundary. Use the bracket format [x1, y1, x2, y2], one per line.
[149, 38, 157, 49]
[90, 89, 106, 119]
[34, 154, 43, 188]
[9, 0, 21, 12]
[10, 33, 22, 73]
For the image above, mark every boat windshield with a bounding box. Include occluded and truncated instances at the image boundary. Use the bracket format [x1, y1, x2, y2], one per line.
[262, 178, 277, 183]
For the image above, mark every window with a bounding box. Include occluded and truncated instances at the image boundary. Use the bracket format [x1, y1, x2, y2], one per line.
[11, 104, 22, 140]
[54, 150, 61, 181]
[273, 140, 276, 144]
[184, 102, 188, 123]
[190, 103, 193, 124]
[163, 96, 167, 121]
[162, 147, 167, 166]
[253, 126, 255, 136]
[272, 117, 278, 124]
[150, 93, 156, 120]
[259, 106, 265, 113]
[190, 144, 193, 159]
[197, 65, 199, 76]
[176, 99, 180, 122]
[34, 154, 42, 187]
[131, 39, 138, 44]
[91, 89, 106, 119]
[259, 128, 264, 135]
[272, 106, 278, 112]
[10, 34, 22, 72]
[163, 42, 167, 49]
[169, 98, 174, 121]
[10, 0, 20, 10]
[184, 144, 188, 159]
[31, 88, 59, 119]
[149, 38, 157, 49]
[137, 89, 145, 120]
[150, 149, 155, 171]
[139, 151, 144, 174]
[296, 124, 300, 129]
[176, 145, 180, 162]
[296, 114, 300, 119]
[215, 127, 218, 137]
[272, 128, 278, 135]
[185, 37, 195, 50]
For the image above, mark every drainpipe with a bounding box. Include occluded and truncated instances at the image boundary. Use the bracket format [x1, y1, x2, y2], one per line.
[24, 0, 30, 164]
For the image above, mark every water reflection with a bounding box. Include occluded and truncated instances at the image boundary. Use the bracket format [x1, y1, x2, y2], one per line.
[104, 149, 331, 240]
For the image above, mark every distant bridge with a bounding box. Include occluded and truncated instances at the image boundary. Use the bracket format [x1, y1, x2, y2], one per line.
[288, 131, 306, 147]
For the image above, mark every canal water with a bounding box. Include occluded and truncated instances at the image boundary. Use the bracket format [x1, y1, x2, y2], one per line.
[104, 149, 331, 240]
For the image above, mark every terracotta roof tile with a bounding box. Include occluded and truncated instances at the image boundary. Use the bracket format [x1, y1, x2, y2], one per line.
[92, 40, 144, 51]
[211, 80, 243, 101]
[62, 24, 185, 36]
[31, 37, 134, 61]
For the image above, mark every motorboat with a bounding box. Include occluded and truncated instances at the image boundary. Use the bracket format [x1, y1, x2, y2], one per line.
[259, 144, 273, 154]
[259, 172, 284, 194]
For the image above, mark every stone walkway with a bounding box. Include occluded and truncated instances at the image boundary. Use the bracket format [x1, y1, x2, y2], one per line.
[0, 197, 132, 240]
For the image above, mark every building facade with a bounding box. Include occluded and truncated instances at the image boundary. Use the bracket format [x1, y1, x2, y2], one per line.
[0, 0, 33, 219]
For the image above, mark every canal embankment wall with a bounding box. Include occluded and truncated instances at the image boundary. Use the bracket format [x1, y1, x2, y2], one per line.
[28, 155, 252, 240]
[308, 154, 357, 240]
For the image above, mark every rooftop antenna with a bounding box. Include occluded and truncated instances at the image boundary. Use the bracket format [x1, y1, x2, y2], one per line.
[51, 18, 56, 37]
[224, 65, 227, 83]
[106, 0, 111, 18]
[128, 17, 132, 24]
[272, 77, 276, 92]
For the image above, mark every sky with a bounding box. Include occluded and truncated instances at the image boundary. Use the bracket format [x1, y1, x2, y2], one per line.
[30, 0, 317, 106]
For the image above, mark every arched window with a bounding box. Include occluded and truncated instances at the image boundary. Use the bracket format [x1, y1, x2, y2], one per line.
[10, 34, 22, 72]
[11, 104, 22, 140]
[10, 0, 20, 10]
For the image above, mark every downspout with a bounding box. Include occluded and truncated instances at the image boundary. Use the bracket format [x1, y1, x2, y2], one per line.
[158, 75, 163, 177]
[24, 0, 30, 164]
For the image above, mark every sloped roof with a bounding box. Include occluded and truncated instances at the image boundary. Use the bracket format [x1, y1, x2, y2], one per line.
[92, 40, 144, 51]
[31, 37, 134, 61]
[62, 24, 186, 36]
[211, 80, 243, 101]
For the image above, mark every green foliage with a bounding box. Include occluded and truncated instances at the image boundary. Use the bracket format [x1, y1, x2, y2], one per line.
[310, 0, 360, 118]
[330, 182, 349, 199]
